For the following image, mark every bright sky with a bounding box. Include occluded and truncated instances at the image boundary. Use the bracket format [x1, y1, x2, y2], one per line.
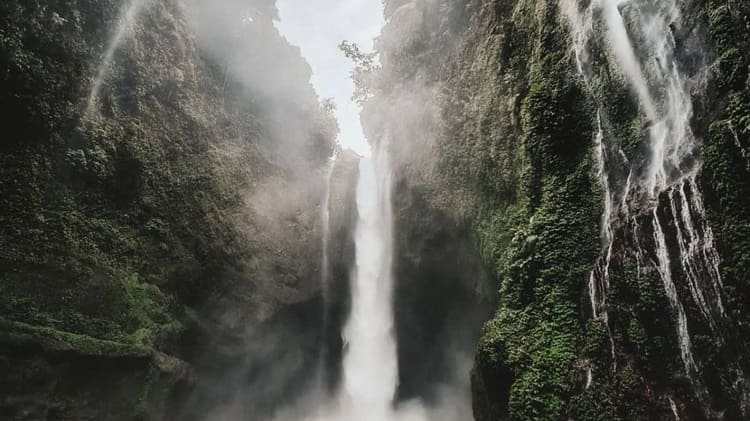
[275, 0, 384, 156]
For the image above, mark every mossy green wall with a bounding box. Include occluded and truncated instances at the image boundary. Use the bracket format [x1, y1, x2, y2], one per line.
[0, 0, 338, 418]
[371, 0, 750, 419]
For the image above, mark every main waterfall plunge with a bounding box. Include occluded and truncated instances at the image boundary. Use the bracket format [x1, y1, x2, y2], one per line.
[310, 146, 433, 421]
[340, 152, 399, 419]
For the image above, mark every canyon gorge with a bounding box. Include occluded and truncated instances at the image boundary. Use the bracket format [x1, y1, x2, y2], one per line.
[1, 0, 750, 420]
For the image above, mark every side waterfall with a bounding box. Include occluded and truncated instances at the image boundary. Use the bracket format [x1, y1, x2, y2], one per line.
[316, 149, 339, 397]
[85, 0, 149, 116]
[563, 0, 747, 411]
[321, 150, 339, 321]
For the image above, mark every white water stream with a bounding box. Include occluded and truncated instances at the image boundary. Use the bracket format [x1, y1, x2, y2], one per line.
[309, 144, 430, 421]
[85, 0, 149, 116]
[337, 152, 399, 420]
[321, 150, 339, 314]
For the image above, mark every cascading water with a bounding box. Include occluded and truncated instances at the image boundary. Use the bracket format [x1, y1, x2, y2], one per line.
[588, 111, 618, 366]
[337, 150, 399, 420]
[588, 112, 612, 325]
[85, 0, 149, 116]
[305, 139, 437, 421]
[308, 142, 430, 421]
[562, 0, 746, 409]
[651, 207, 701, 383]
[669, 396, 681, 420]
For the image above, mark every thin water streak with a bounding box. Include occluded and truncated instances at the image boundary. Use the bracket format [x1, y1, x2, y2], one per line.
[321, 150, 339, 312]
[85, 0, 149, 116]
[563, 0, 619, 379]
[337, 149, 398, 420]
[652, 208, 700, 383]
[729, 121, 750, 172]
[668, 396, 681, 420]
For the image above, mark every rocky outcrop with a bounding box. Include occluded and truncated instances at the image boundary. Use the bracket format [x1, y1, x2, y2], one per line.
[0, 0, 350, 419]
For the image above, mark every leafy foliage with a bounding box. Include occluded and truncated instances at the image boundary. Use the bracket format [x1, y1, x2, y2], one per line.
[339, 40, 380, 105]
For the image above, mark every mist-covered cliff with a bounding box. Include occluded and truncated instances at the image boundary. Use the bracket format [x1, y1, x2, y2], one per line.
[363, 0, 750, 419]
[4, 0, 750, 420]
[0, 0, 356, 419]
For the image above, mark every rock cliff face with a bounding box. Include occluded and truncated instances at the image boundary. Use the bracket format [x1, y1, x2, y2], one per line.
[0, 0, 356, 419]
[365, 0, 750, 419]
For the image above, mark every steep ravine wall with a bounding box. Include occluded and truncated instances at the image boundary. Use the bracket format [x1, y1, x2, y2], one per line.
[366, 0, 750, 420]
[0, 1, 357, 419]
[391, 177, 496, 409]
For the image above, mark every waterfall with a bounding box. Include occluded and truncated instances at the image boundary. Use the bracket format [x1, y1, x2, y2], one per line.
[563, 1, 621, 380]
[304, 141, 438, 421]
[669, 180, 727, 330]
[599, 0, 657, 120]
[85, 0, 149, 116]
[337, 150, 399, 420]
[596, 0, 697, 202]
[562, 0, 739, 405]
[588, 112, 618, 369]
[589, 112, 613, 325]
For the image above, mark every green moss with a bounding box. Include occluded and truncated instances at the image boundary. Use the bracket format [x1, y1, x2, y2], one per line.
[0, 319, 150, 358]
[371, 0, 750, 417]
[1, 0, 335, 417]
[426, 2, 603, 419]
